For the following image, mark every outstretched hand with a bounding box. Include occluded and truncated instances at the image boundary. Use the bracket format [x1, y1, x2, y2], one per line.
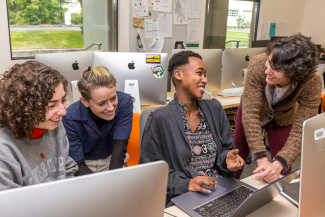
[226, 149, 244, 171]
[253, 157, 283, 183]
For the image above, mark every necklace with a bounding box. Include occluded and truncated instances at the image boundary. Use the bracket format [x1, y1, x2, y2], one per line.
[30, 143, 45, 159]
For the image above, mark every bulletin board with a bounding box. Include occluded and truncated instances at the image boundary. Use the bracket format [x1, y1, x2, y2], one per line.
[129, 0, 202, 59]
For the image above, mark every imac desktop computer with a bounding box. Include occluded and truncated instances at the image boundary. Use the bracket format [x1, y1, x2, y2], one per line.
[218, 47, 266, 96]
[93, 52, 168, 106]
[35, 50, 97, 104]
[171, 49, 223, 95]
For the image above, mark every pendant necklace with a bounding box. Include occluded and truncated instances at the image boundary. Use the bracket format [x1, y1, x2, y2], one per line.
[30, 143, 45, 159]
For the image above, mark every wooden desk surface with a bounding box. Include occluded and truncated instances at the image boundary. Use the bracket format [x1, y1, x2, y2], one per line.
[141, 92, 240, 112]
[164, 174, 298, 217]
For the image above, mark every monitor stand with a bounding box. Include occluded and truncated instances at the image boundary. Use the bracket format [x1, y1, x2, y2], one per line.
[124, 80, 141, 114]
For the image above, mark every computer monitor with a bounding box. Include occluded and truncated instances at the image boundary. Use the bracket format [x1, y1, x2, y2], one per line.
[0, 161, 169, 217]
[93, 52, 168, 105]
[172, 49, 223, 95]
[35, 50, 97, 104]
[221, 47, 266, 89]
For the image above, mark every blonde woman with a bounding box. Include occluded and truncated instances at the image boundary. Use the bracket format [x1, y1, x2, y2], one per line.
[63, 66, 133, 176]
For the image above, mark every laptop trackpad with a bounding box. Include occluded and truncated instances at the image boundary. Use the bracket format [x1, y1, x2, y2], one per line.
[171, 185, 228, 208]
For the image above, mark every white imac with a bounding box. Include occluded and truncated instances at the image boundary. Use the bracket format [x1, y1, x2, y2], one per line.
[172, 49, 223, 95]
[35, 51, 97, 104]
[221, 47, 266, 89]
[0, 161, 169, 217]
[93, 52, 168, 105]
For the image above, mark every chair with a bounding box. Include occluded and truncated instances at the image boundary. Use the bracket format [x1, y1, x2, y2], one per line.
[320, 93, 325, 113]
[127, 113, 141, 166]
[140, 107, 161, 145]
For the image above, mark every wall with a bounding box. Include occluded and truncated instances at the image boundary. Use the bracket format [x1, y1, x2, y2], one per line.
[257, 0, 306, 40]
[301, 0, 325, 45]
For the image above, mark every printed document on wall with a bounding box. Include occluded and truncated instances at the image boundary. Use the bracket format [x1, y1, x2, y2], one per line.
[153, 0, 172, 13]
[187, 0, 200, 18]
[132, 0, 149, 17]
[145, 19, 158, 38]
[187, 19, 200, 42]
[174, 0, 187, 25]
[158, 14, 172, 38]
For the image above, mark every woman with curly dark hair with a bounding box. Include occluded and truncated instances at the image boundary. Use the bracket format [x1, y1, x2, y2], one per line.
[235, 33, 323, 183]
[0, 60, 78, 190]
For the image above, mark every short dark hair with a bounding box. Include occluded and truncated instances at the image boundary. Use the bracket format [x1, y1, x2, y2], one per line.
[266, 33, 319, 81]
[168, 50, 202, 77]
[0, 60, 68, 140]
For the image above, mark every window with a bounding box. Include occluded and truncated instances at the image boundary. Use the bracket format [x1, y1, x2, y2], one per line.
[203, 0, 260, 49]
[6, 0, 117, 60]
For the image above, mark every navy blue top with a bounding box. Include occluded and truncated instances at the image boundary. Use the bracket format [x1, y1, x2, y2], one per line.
[62, 91, 133, 162]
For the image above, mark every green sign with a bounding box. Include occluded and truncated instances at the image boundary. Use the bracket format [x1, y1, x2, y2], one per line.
[186, 43, 199, 47]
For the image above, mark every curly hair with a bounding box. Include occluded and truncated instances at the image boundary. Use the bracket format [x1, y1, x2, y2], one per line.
[168, 50, 202, 77]
[77, 66, 116, 101]
[0, 60, 68, 140]
[266, 33, 319, 82]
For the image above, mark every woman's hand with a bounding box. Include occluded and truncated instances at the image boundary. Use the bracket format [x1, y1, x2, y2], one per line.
[254, 157, 283, 183]
[188, 176, 216, 193]
[225, 149, 244, 171]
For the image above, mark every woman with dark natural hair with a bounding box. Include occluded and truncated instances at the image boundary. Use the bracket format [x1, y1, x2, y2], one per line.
[0, 60, 78, 190]
[62, 66, 133, 176]
[139, 51, 244, 205]
[235, 33, 323, 183]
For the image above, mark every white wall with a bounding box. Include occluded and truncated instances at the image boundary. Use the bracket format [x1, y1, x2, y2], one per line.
[257, 0, 306, 40]
[301, 0, 325, 46]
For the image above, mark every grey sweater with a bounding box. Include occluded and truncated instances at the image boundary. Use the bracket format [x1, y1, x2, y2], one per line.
[0, 122, 78, 191]
[139, 97, 235, 199]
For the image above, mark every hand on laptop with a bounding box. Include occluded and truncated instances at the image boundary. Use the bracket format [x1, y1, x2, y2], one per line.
[254, 157, 283, 183]
[226, 149, 244, 171]
[188, 176, 216, 193]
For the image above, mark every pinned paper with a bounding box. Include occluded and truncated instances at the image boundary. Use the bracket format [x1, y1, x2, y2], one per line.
[133, 18, 144, 28]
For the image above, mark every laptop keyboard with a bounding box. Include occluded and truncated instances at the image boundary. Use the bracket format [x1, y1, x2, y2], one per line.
[193, 185, 254, 217]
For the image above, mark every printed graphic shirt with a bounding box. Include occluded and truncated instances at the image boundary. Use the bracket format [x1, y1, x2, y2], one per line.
[179, 102, 219, 179]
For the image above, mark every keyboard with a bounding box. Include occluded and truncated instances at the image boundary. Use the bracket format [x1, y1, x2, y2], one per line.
[193, 185, 254, 217]
[217, 87, 244, 97]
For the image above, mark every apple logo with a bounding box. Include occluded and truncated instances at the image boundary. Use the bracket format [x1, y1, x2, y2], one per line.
[72, 61, 79, 70]
[128, 61, 135, 70]
[245, 55, 250, 61]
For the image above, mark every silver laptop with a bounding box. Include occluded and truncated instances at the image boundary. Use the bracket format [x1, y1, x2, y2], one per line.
[0, 161, 168, 217]
[172, 169, 299, 217]
[299, 112, 325, 217]
[35, 50, 97, 104]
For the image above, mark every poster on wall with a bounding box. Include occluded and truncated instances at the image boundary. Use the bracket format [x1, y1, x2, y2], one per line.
[132, 0, 149, 17]
[158, 14, 172, 37]
[174, 0, 187, 25]
[187, 0, 200, 19]
[153, 0, 172, 13]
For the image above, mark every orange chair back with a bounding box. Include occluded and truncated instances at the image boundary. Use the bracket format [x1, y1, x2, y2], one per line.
[321, 93, 325, 113]
[127, 113, 141, 166]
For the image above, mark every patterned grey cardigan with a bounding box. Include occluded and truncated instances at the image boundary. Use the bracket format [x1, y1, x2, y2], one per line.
[241, 53, 323, 170]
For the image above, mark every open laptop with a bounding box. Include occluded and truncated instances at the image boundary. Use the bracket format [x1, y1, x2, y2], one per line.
[35, 50, 98, 104]
[0, 161, 168, 217]
[298, 112, 325, 217]
[172, 169, 299, 217]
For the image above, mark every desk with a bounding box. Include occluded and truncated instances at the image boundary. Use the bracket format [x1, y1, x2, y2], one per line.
[141, 93, 241, 112]
[164, 174, 298, 217]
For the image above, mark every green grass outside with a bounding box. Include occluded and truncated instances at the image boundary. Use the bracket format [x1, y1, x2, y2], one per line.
[10, 30, 84, 49]
[226, 31, 250, 48]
